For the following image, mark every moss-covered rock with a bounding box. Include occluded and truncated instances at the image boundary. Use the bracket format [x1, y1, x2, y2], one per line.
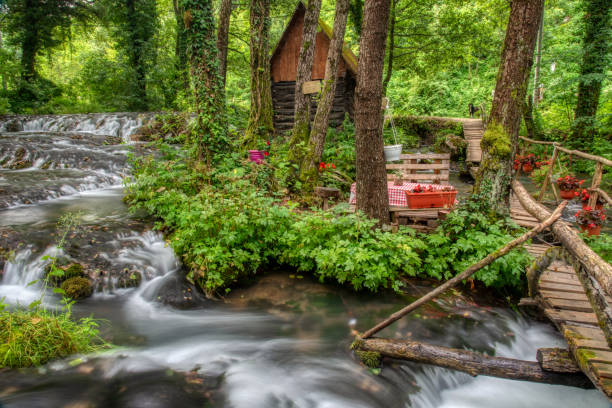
[46, 262, 84, 287]
[117, 270, 142, 288]
[60, 277, 93, 300]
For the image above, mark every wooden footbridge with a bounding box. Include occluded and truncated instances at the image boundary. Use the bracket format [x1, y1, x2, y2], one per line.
[352, 136, 612, 400]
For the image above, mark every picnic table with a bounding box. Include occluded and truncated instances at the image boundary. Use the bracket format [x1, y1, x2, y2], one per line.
[349, 181, 451, 207]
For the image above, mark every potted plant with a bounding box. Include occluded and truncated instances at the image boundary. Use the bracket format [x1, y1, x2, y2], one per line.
[556, 175, 584, 199]
[577, 189, 605, 210]
[405, 184, 457, 208]
[513, 154, 547, 174]
[393, 170, 404, 186]
[575, 207, 606, 236]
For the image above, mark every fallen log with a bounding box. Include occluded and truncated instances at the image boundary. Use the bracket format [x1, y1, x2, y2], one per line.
[360, 201, 567, 339]
[512, 179, 612, 347]
[356, 337, 593, 389]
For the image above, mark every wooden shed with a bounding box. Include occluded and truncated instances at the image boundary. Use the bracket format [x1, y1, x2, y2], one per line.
[270, 2, 358, 132]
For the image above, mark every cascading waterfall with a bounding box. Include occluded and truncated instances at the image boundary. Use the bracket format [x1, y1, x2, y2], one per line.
[0, 113, 608, 407]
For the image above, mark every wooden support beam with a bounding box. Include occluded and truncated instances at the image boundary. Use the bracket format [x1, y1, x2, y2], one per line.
[356, 338, 593, 389]
[537, 348, 581, 373]
[538, 146, 559, 202]
[588, 163, 604, 208]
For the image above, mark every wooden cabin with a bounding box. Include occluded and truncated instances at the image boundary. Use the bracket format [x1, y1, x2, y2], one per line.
[270, 2, 358, 132]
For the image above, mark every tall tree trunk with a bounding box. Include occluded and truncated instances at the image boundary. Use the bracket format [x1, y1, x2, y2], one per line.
[20, 0, 39, 82]
[183, 0, 228, 164]
[301, 0, 350, 189]
[382, 0, 396, 95]
[173, 0, 189, 90]
[473, 0, 544, 214]
[244, 0, 274, 148]
[125, 0, 148, 111]
[571, 0, 611, 145]
[355, 0, 391, 225]
[287, 0, 322, 177]
[532, 10, 544, 109]
[217, 0, 232, 87]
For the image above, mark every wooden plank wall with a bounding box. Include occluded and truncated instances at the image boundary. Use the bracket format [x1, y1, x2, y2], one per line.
[270, 10, 347, 83]
[272, 78, 354, 132]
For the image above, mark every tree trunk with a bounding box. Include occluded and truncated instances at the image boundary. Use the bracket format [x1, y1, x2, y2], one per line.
[354, 338, 593, 389]
[173, 0, 189, 90]
[288, 0, 323, 177]
[571, 0, 611, 145]
[532, 10, 544, 109]
[354, 0, 391, 224]
[382, 0, 396, 95]
[20, 0, 39, 81]
[183, 0, 228, 163]
[125, 0, 149, 111]
[217, 0, 232, 87]
[301, 0, 350, 189]
[473, 0, 544, 214]
[244, 0, 274, 148]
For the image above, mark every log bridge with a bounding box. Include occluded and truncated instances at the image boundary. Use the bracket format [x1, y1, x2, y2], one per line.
[354, 169, 612, 399]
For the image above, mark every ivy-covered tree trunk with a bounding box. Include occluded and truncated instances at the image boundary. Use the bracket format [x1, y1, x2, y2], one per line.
[244, 0, 274, 148]
[173, 0, 189, 90]
[571, 0, 611, 145]
[301, 0, 350, 189]
[382, 0, 396, 95]
[19, 0, 39, 81]
[287, 0, 322, 173]
[473, 0, 544, 214]
[216, 0, 232, 87]
[183, 0, 228, 164]
[355, 0, 391, 225]
[124, 0, 150, 111]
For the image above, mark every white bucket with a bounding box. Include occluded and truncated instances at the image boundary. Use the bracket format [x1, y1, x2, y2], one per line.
[384, 144, 402, 162]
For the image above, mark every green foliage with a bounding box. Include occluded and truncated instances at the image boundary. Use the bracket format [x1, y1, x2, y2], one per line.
[585, 233, 612, 264]
[127, 140, 533, 295]
[393, 115, 463, 148]
[423, 192, 532, 289]
[0, 308, 104, 368]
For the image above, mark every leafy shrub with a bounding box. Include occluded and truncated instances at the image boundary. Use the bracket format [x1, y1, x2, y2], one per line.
[0, 307, 104, 368]
[585, 233, 612, 264]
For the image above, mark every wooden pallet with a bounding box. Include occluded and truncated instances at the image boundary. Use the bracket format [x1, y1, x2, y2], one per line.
[531, 249, 612, 400]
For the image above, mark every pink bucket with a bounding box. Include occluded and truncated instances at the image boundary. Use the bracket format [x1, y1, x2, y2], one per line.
[248, 150, 265, 164]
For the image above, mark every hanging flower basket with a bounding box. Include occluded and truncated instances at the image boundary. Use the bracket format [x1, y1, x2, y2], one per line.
[560, 189, 576, 199]
[384, 144, 402, 162]
[580, 224, 601, 236]
[405, 185, 457, 209]
[522, 163, 534, 173]
[578, 189, 605, 210]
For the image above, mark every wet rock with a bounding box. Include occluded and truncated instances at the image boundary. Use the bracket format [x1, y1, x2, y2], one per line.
[116, 269, 142, 288]
[5, 120, 23, 132]
[155, 273, 210, 309]
[61, 277, 93, 300]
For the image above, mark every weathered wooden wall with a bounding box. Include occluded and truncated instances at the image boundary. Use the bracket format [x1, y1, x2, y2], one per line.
[270, 10, 348, 83]
[272, 76, 355, 132]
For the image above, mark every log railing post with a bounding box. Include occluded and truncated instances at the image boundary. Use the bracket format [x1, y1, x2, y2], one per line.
[538, 145, 558, 202]
[587, 162, 604, 208]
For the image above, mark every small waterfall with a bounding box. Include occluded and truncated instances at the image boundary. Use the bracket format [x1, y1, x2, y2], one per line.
[0, 112, 155, 141]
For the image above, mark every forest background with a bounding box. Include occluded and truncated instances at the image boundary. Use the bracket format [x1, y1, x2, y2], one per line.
[0, 0, 609, 142]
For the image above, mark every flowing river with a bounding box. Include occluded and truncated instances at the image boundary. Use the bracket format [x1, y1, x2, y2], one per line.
[0, 114, 607, 407]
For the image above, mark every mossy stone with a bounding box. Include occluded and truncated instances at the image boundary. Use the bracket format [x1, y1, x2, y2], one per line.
[61, 277, 93, 300]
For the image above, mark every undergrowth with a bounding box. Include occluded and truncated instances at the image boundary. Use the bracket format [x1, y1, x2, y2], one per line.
[126, 139, 533, 297]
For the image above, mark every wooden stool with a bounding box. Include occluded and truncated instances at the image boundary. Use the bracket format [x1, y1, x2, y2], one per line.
[314, 187, 340, 210]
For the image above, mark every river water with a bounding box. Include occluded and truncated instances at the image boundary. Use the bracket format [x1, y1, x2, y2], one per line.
[0, 114, 607, 407]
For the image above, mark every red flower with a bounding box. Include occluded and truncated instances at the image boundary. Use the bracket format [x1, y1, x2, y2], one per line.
[588, 223, 596, 229]
[575, 211, 580, 217]
[574, 191, 579, 196]
[584, 206, 592, 211]
[263, 151, 269, 156]
[579, 180, 585, 185]
[331, 164, 336, 169]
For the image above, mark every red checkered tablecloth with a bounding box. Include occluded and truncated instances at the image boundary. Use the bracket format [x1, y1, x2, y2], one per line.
[349, 182, 451, 207]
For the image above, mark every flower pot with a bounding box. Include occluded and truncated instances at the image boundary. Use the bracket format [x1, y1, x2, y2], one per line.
[522, 163, 533, 173]
[582, 202, 604, 211]
[248, 150, 265, 164]
[405, 190, 457, 209]
[560, 189, 576, 199]
[580, 224, 601, 236]
[384, 144, 402, 162]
